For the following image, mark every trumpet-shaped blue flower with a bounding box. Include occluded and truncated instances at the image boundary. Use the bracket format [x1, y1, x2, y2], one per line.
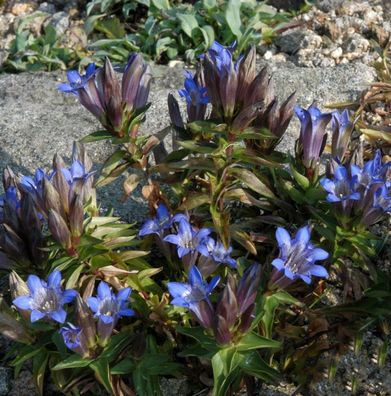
[87, 282, 134, 325]
[13, 271, 77, 323]
[60, 323, 82, 350]
[178, 71, 209, 107]
[168, 265, 219, 316]
[272, 226, 329, 284]
[58, 63, 96, 95]
[198, 238, 237, 268]
[164, 218, 211, 258]
[139, 203, 172, 237]
[295, 105, 332, 168]
[19, 169, 47, 194]
[320, 166, 360, 203]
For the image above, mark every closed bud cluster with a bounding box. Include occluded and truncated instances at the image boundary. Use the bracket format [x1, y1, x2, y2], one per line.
[17, 143, 95, 257]
[0, 168, 46, 272]
[59, 55, 152, 139]
[215, 264, 261, 345]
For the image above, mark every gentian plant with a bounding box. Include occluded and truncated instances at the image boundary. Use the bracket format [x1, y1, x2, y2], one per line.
[0, 41, 390, 396]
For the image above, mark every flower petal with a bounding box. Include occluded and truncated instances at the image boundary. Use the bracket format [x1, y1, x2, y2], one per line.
[116, 288, 131, 302]
[50, 309, 67, 323]
[48, 271, 62, 289]
[30, 309, 45, 323]
[87, 297, 99, 313]
[188, 266, 203, 287]
[309, 264, 328, 278]
[13, 296, 31, 310]
[97, 281, 112, 299]
[27, 275, 43, 294]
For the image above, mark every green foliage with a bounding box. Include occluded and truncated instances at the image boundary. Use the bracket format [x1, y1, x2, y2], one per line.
[86, 0, 291, 63]
[2, 18, 81, 72]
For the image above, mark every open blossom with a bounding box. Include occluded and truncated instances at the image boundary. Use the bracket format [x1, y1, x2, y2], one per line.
[321, 151, 391, 227]
[295, 104, 332, 169]
[164, 218, 211, 258]
[320, 166, 360, 203]
[13, 271, 77, 323]
[139, 203, 172, 237]
[198, 238, 237, 268]
[87, 282, 134, 324]
[58, 63, 96, 95]
[168, 265, 219, 328]
[271, 226, 329, 286]
[60, 323, 83, 350]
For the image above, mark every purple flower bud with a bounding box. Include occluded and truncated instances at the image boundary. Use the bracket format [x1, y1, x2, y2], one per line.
[331, 110, 354, 162]
[295, 105, 332, 170]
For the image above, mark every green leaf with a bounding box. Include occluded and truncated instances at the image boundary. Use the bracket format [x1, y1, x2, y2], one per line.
[80, 130, 113, 143]
[225, 0, 242, 39]
[177, 14, 199, 38]
[229, 168, 275, 199]
[177, 327, 218, 352]
[90, 358, 114, 394]
[111, 358, 135, 374]
[239, 350, 280, 382]
[211, 348, 242, 396]
[290, 163, 310, 190]
[65, 264, 84, 289]
[33, 350, 49, 396]
[179, 192, 211, 210]
[52, 354, 92, 370]
[236, 332, 280, 351]
[151, 0, 171, 10]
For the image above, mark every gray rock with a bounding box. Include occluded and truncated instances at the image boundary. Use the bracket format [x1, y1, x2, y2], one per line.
[160, 377, 190, 396]
[275, 29, 322, 55]
[0, 62, 376, 221]
[46, 11, 69, 37]
[38, 2, 57, 14]
[0, 367, 12, 396]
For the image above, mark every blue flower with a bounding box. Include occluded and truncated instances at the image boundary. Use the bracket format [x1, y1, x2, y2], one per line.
[168, 265, 219, 315]
[164, 218, 211, 258]
[0, 186, 20, 222]
[61, 160, 95, 184]
[320, 165, 360, 203]
[13, 271, 77, 323]
[139, 204, 172, 237]
[87, 282, 134, 325]
[295, 105, 332, 168]
[58, 63, 96, 95]
[201, 41, 237, 72]
[272, 226, 329, 284]
[178, 71, 209, 107]
[60, 323, 82, 350]
[198, 238, 237, 268]
[19, 168, 47, 194]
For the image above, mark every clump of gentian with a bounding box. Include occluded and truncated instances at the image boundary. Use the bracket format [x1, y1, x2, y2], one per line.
[0, 168, 46, 272]
[294, 104, 332, 179]
[13, 271, 77, 323]
[59, 55, 152, 140]
[167, 265, 219, 329]
[321, 151, 391, 228]
[269, 226, 329, 288]
[87, 281, 134, 346]
[331, 109, 355, 162]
